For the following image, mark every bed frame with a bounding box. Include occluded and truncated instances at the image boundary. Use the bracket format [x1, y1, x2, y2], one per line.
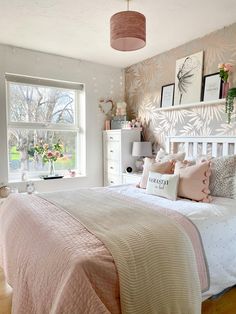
[166, 135, 236, 157]
[166, 135, 236, 314]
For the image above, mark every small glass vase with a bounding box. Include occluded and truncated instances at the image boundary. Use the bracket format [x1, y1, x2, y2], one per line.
[48, 160, 55, 177]
[222, 82, 230, 98]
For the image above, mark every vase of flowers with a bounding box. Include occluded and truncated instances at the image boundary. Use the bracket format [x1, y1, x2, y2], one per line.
[48, 159, 55, 176]
[34, 141, 63, 176]
[218, 63, 233, 98]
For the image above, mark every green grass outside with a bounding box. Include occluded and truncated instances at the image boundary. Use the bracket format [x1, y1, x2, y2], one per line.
[10, 146, 20, 160]
[9, 146, 77, 170]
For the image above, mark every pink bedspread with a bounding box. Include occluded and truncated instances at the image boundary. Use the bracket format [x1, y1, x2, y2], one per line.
[0, 194, 120, 314]
[0, 191, 208, 314]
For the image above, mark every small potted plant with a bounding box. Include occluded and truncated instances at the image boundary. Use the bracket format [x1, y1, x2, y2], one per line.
[226, 87, 236, 123]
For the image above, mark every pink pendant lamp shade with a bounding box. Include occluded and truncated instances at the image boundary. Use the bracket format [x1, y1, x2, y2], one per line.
[110, 1, 146, 51]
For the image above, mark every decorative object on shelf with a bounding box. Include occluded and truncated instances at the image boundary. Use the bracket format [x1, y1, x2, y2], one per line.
[226, 87, 236, 123]
[128, 118, 142, 129]
[0, 184, 10, 198]
[99, 99, 114, 116]
[105, 120, 111, 130]
[26, 181, 35, 194]
[99, 98, 114, 130]
[132, 141, 152, 172]
[116, 101, 127, 116]
[34, 140, 63, 177]
[68, 169, 76, 177]
[160, 84, 175, 108]
[222, 82, 230, 99]
[21, 171, 28, 182]
[110, 0, 146, 51]
[111, 115, 127, 129]
[202, 73, 223, 101]
[218, 63, 233, 98]
[174, 51, 203, 105]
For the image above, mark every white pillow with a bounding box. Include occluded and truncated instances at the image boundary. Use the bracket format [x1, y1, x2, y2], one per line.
[146, 172, 179, 201]
[155, 148, 186, 162]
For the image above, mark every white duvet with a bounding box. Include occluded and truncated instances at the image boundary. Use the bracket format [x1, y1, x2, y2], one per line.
[108, 184, 236, 300]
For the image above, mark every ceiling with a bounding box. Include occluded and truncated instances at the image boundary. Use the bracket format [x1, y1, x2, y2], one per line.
[1, 0, 236, 68]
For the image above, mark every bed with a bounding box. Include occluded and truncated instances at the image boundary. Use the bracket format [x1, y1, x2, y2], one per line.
[0, 136, 236, 314]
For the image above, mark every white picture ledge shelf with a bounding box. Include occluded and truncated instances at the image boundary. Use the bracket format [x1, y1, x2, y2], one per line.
[158, 98, 226, 111]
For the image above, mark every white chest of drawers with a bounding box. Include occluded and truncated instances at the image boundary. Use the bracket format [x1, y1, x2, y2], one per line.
[103, 129, 141, 186]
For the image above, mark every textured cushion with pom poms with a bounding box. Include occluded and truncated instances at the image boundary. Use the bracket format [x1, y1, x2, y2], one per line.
[174, 160, 212, 202]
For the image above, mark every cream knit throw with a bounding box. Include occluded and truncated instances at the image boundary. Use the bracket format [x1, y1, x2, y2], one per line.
[42, 188, 202, 314]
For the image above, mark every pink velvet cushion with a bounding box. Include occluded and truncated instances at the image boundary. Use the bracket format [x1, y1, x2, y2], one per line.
[174, 161, 212, 202]
[139, 157, 174, 189]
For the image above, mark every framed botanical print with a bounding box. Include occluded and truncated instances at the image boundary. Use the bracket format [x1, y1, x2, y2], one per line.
[160, 84, 175, 108]
[174, 51, 203, 105]
[202, 73, 222, 101]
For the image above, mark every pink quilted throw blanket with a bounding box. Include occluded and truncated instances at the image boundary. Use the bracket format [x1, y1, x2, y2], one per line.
[0, 188, 209, 314]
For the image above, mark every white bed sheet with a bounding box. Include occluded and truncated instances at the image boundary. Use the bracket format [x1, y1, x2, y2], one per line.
[108, 184, 236, 300]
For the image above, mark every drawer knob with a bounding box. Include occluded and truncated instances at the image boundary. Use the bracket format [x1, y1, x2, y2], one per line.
[110, 166, 114, 169]
[110, 181, 114, 183]
[109, 137, 113, 140]
[110, 150, 114, 153]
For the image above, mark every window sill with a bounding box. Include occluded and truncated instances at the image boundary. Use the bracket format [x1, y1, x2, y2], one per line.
[9, 174, 87, 184]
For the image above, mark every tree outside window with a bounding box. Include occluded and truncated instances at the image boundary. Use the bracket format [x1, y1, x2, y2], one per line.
[7, 77, 83, 181]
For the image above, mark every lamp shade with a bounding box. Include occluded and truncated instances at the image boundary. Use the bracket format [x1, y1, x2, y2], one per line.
[110, 10, 146, 51]
[132, 142, 152, 157]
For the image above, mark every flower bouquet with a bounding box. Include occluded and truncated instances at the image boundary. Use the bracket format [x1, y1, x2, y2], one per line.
[34, 141, 63, 177]
[218, 63, 233, 82]
[218, 63, 233, 98]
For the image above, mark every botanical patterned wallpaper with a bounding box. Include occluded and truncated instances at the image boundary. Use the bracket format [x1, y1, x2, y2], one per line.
[125, 23, 236, 148]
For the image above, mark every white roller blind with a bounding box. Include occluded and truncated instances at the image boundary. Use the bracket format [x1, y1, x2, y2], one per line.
[5, 73, 84, 91]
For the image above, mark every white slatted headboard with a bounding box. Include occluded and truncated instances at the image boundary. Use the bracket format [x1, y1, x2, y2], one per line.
[166, 136, 236, 158]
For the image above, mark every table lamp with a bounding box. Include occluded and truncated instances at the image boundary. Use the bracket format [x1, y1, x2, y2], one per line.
[132, 141, 152, 172]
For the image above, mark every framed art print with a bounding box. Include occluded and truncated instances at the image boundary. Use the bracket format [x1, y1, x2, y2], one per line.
[202, 73, 222, 101]
[160, 83, 175, 108]
[174, 51, 203, 105]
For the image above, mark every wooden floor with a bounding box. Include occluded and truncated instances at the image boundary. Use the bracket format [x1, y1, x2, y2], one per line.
[202, 286, 236, 314]
[0, 268, 12, 314]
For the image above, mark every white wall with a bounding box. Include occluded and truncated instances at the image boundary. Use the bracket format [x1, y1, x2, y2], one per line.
[0, 44, 124, 192]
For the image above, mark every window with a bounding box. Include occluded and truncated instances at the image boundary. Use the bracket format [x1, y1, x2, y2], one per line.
[6, 74, 85, 182]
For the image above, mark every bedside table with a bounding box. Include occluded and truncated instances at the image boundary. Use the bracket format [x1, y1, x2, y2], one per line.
[122, 172, 142, 185]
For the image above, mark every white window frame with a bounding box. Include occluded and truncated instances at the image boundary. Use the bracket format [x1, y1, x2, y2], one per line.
[6, 73, 86, 182]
